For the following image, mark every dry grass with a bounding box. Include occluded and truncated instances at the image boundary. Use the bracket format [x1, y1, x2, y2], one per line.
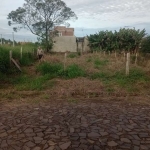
[0, 51, 150, 106]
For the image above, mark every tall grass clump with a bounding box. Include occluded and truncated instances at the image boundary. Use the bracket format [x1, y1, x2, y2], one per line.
[62, 64, 85, 79]
[0, 46, 10, 73]
[36, 62, 63, 76]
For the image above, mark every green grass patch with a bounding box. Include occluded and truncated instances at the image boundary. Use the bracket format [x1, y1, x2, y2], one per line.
[37, 62, 85, 79]
[90, 68, 149, 91]
[11, 74, 54, 91]
[94, 58, 109, 69]
[62, 64, 86, 79]
[36, 62, 63, 76]
[0, 44, 36, 73]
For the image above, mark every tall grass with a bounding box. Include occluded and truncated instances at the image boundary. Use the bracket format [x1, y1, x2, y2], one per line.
[0, 44, 36, 74]
[36, 62, 86, 79]
[11, 74, 54, 90]
[90, 68, 149, 91]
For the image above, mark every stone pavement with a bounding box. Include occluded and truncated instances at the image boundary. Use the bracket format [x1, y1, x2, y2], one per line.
[0, 100, 150, 150]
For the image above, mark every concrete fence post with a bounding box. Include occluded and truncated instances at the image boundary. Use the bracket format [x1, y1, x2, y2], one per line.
[10, 50, 12, 66]
[126, 52, 130, 76]
[64, 52, 67, 71]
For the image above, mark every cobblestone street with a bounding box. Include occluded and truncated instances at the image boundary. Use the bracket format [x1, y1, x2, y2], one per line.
[0, 100, 150, 150]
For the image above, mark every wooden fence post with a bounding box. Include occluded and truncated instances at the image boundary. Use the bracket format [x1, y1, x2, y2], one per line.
[10, 50, 12, 66]
[126, 52, 130, 76]
[109, 51, 110, 56]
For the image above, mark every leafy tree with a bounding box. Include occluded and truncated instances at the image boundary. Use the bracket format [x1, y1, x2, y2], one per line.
[7, 0, 77, 51]
[140, 36, 150, 53]
[87, 28, 146, 53]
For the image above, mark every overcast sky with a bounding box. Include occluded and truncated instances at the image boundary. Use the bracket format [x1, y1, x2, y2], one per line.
[0, 0, 150, 41]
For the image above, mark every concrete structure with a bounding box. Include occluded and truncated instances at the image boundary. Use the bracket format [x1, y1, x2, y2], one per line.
[52, 36, 90, 53]
[54, 26, 74, 36]
[51, 26, 90, 52]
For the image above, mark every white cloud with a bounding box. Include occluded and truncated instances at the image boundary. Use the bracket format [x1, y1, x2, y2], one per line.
[0, 0, 150, 40]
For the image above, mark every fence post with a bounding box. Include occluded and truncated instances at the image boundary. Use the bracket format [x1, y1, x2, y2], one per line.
[64, 52, 67, 71]
[20, 47, 22, 59]
[109, 51, 110, 56]
[10, 50, 12, 66]
[126, 52, 130, 76]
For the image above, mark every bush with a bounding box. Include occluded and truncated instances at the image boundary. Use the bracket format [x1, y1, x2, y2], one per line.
[140, 36, 150, 53]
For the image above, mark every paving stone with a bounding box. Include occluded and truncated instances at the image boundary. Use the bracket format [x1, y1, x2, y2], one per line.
[100, 132, 108, 136]
[132, 140, 140, 146]
[25, 141, 36, 148]
[46, 146, 55, 150]
[107, 141, 118, 147]
[134, 146, 140, 150]
[0, 132, 7, 138]
[59, 141, 71, 150]
[120, 138, 131, 143]
[33, 147, 41, 150]
[78, 133, 86, 137]
[88, 132, 100, 138]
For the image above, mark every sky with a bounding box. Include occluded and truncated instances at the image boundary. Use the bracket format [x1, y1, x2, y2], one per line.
[0, 0, 150, 42]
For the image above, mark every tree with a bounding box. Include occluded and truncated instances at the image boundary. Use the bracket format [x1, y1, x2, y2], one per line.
[140, 36, 150, 53]
[7, 0, 77, 51]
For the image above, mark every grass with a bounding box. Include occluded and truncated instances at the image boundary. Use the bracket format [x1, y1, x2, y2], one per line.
[11, 74, 55, 91]
[62, 64, 86, 79]
[67, 53, 78, 58]
[1, 52, 150, 101]
[36, 62, 86, 79]
[0, 44, 36, 74]
[36, 62, 63, 76]
[90, 67, 149, 92]
[94, 58, 109, 69]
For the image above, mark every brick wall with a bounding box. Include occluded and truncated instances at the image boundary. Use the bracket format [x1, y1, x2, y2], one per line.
[54, 26, 74, 36]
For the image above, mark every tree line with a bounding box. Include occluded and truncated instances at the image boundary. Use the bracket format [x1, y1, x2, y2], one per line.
[87, 28, 150, 53]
